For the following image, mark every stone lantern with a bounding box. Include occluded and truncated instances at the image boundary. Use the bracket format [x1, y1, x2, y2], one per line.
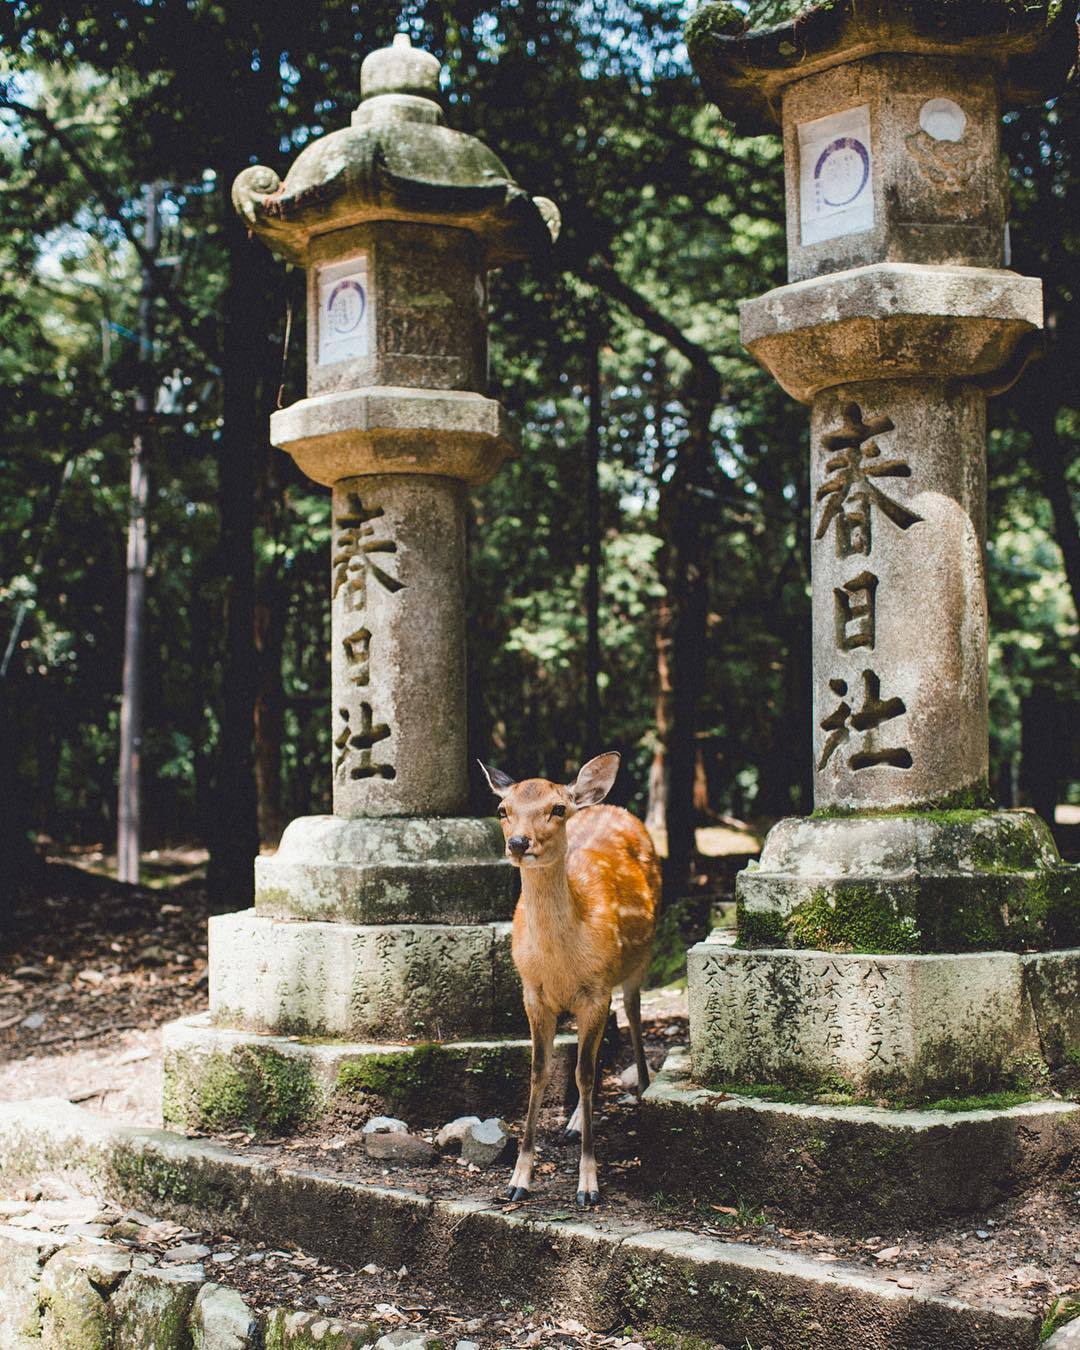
[680, 0, 1079, 1097]
[163, 35, 562, 1128]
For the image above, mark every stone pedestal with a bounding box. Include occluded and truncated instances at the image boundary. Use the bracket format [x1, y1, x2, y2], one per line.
[672, 0, 1080, 1107]
[163, 34, 560, 1132]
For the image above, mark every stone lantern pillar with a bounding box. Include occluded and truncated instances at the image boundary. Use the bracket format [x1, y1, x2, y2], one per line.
[162, 35, 563, 1129]
[680, 1, 1079, 1097]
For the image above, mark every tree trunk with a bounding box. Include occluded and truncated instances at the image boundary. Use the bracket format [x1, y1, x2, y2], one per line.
[254, 542, 287, 846]
[206, 180, 271, 911]
[584, 323, 602, 754]
[661, 375, 715, 900]
[117, 181, 162, 885]
[1026, 396, 1080, 624]
[645, 593, 673, 834]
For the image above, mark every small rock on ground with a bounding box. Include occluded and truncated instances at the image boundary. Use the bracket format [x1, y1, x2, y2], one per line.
[191, 1282, 258, 1348]
[164, 1242, 211, 1263]
[461, 1118, 513, 1168]
[435, 1116, 481, 1153]
[362, 1116, 409, 1135]
[364, 1132, 435, 1163]
[374, 1330, 439, 1349]
[618, 1064, 638, 1088]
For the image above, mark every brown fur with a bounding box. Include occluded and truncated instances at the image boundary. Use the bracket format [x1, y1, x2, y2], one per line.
[482, 755, 660, 1206]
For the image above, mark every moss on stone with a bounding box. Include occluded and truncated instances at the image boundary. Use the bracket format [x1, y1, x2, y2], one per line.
[167, 1047, 319, 1134]
[810, 781, 993, 820]
[719, 1077, 860, 1106]
[786, 885, 922, 953]
[335, 1041, 530, 1118]
[1040, 1296, 1080, 1345]
[734, 902, 787, 948]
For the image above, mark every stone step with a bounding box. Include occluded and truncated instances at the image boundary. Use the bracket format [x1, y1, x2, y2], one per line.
[0, 1222, 437, 1348]
[0, 1099, 1042, 1349]
[162, 1013, 619, 1134]
[639, 1048, 1079, 1230]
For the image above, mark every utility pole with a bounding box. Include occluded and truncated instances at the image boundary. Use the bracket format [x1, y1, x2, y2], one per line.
[117, 181, 162, 885]
[584, 319, 603, 753]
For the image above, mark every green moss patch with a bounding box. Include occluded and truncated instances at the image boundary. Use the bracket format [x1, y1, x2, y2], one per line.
[713, 1074, 1053, 1112]
[737, 886, 921, 954]
[167, 1047, 319, 1134]
[335, 1041, 531, 1119]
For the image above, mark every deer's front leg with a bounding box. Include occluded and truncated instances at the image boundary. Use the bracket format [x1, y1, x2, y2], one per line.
[573, 993, 611, 1208]
[508, 995, 556, 1201]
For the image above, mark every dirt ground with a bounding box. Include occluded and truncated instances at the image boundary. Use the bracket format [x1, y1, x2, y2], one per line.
[1, 862, 1078, 1343]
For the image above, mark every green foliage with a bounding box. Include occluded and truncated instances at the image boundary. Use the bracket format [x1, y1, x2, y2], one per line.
[0, 0, 1075, 862]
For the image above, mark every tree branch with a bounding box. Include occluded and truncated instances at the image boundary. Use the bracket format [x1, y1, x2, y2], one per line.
[0, 94, 202, 334]
[580, 253, 730, 402]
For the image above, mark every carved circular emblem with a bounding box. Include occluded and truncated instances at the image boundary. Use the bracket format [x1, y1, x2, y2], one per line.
[326, 279, 367, 335]
[918, 98, 966, 143]
[813, 136, 871, 209]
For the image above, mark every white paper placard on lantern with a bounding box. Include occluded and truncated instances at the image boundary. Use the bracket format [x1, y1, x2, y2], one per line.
[317, 254, 371, 366]
[798, 105, 874, 246]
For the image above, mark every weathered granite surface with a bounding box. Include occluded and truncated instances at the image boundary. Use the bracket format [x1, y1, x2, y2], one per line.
[741, 264, 1042, 402]
[0, 1100, 1043, 1349]
[208, 911, 525, 1041]
[640, 1046, 1080, 1229]
[162, 1013, 588, 1134]
[328, 474, 467, 818]
[233, 34, 558, 269]
[686, 1, 1074, 137]
[270, 386, 517, 488]
[687, 933, 1080, 1095]
[737, 810, 1080, 952]
[254, 815, 513, 924]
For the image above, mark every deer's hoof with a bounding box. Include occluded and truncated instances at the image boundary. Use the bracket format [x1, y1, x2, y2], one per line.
[576, 1189, 601, 1208]
[506, 1185, 529, 1202]
[563, 1126, 581, 1142]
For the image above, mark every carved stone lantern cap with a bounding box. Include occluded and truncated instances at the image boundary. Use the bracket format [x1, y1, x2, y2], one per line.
[687, 0, 1078, 134]
[232, 32, 560, 267]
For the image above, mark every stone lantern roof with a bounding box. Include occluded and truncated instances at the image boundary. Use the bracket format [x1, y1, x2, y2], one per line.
[232, 33, 560, 267]
[687, 0, 1078, 133]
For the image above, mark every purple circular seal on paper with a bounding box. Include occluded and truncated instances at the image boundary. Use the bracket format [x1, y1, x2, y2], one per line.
[814, 136, 871, 208]
[326, 278, 367, 335]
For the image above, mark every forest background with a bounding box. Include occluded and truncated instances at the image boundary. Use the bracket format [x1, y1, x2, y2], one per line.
[1, 0, 1077, 918]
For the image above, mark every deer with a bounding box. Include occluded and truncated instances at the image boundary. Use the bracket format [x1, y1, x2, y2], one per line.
[480, 752, 660, 1208]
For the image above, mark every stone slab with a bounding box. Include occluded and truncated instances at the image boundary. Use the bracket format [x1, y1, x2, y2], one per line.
[736, 810, 1080, 951]
[208, 911, 526, 1040]
[255, 816, 514, 925]
[161, 1014, 589, 1134]
[0, 1100, 1040, 1349]
[740, 263, 1042, 402]
[686, 938, 1071, 1095]
[270, 386, 517, 486]
[639, 1047, 1080, 1230]
[0, 1225, 69, 1346]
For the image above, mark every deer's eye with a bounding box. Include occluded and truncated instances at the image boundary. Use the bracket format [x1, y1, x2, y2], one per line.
[497, 807, 508, 820]
[550, 804, 566, 818]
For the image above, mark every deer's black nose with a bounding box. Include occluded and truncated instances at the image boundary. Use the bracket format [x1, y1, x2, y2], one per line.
[508, 834, 531, 857]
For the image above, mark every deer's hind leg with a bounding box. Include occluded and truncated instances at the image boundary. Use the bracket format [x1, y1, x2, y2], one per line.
[564, 1037, 603, 1140]
[573, 992, 611, 1207]
[508, 994, 556, 1200]
[623, 979, 650, 1092]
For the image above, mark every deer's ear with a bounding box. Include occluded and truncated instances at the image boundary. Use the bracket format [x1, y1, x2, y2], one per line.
[478, 761, 515, 799]
[569, 751, 620, 806]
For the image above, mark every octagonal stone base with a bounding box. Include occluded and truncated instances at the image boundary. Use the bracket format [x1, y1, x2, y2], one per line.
[737, 810, 1080, 952]
[270, 386, 516, 487]
[209, 911, 526, 1041]
[255, 815, 514, 926]
[162, 1014, 592, 1136]
[688, 934, 1080, 1097]
[639, 1048, 1080, 1230]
